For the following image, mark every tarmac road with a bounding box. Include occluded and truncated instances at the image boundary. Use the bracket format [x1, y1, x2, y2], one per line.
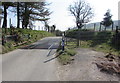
[2, 37, 61, 81]
[2, 37, 119, 82]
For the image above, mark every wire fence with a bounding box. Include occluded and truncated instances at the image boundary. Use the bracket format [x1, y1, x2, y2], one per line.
[65, 29, 120, 50]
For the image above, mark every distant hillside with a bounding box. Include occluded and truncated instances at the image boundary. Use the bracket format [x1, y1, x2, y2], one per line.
[71, 20, 120, 31]
[84, 20, 120, 31]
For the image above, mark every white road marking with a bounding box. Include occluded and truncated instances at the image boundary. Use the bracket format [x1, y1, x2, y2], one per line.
[48, 43, 54, 50]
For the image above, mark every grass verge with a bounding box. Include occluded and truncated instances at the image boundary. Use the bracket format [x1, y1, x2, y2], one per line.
[80, 40, 120, 56]
[1, 28, 54, 54]
[56, 44, 76, 65]
[66, 30, 120, 57]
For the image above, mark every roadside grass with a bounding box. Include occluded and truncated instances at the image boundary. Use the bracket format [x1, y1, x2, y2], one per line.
[1, 40, 33, 54]
[66, 41, 77, 49]
[1, 28, 54, 54]
[92, 43, 120, 56]
[57, 43, 76, 65]
[80, 40, 120, 56]
[2, 41, 16, 54]
[66, 29, 120, 57]
[63, 39, 120, 57]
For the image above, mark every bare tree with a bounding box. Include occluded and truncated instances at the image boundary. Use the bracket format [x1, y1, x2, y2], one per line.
[69, 0, 94, 29]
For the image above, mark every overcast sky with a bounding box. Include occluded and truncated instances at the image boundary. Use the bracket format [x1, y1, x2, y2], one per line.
[2, 0, 120, 31]
[44, 0, 119, 31]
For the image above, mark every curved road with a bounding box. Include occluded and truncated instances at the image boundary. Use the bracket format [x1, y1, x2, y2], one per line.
[2, 37, 61, 81]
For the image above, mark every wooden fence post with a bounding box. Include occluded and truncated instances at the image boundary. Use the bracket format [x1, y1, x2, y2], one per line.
[77, 39, 79, 47]
[99, 23, 101, 31]
[116, 26, 118, 34]
[112, 22, 114, 31]
[104, 26, 106, 31]
[62, 37, 65, 51]
[94, 23, 96, 31]
[77, 31, 80, 47]
[84, 24, 86, 29]
[115, 26, 119, 49]
[66, 37, 67, 45]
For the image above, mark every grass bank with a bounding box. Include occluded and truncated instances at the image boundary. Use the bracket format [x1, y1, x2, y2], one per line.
[1, 28, 54, 54]
[66, 29, 120, 56]
[80, 41, 120, 56]
[56, 43, 76, 65]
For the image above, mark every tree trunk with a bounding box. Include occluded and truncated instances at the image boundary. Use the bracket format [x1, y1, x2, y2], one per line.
[17, 2, 20, 28]
[22, 22, 24, 29]
[24, 3, 29, 29]
[47, 26, 50, 32]
[22, 3, 29, 29]
[77, 22, 81, 29]
[2, 5, 7, 28]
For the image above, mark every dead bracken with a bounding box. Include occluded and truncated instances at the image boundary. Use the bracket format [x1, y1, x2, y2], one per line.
[95, 53, 120, 75]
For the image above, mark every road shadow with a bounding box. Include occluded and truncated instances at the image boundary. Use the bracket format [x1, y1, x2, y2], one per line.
[20, 43, 59, 49]
[44, 54, 60, 63]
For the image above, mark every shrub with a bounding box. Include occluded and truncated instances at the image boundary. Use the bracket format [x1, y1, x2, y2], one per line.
[111, 32, 120, 49]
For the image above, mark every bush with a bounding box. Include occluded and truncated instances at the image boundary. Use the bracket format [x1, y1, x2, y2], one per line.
[2, 41, 15, 54]
[1, 28, 54, 54]
[111, 32, 120, 49]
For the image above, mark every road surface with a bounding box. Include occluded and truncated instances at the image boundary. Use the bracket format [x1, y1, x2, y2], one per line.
[2, 37, 61, 81]
[2, 37, 120, 82]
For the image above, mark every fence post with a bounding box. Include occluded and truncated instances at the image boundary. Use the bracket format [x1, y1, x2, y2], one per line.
[112, 22, 114, 31]
[99, 23, 101, 31]
[104, 26, 106, 31]
[94, 23, 96, 31]
[66, 37, 67, 45]
[62, 37, 65, 51]
[116, 26, 118, 34]
[76, 31, 80, 47]
[115, 26, 119, 49]
[2, 35, 5, 45]
[84, 24, 86, 29]
[77, 39, 79, 47]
